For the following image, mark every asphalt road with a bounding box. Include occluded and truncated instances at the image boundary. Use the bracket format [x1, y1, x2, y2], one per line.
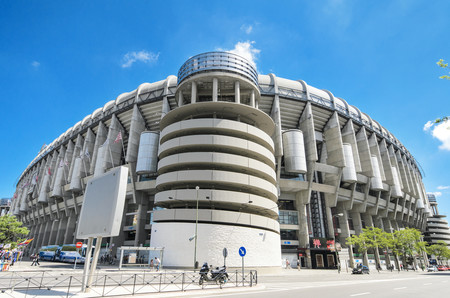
[175, 271, 450, 298]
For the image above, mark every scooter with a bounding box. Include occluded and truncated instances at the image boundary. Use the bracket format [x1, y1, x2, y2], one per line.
[199, 262, 228, 285]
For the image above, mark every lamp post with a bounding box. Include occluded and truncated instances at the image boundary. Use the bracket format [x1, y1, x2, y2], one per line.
[332, 213, 344, 273]
[194, 186, 199, 269]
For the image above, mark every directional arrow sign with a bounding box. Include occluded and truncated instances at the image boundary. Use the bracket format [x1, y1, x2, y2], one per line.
[239, 246, 246, 257]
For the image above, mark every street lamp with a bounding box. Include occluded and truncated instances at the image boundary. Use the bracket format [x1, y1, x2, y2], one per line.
[194, 186, 199, 269]
[332, 213, 344, 273]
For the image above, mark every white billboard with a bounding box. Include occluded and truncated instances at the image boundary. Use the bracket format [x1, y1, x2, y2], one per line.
[76, 166, 128, 239]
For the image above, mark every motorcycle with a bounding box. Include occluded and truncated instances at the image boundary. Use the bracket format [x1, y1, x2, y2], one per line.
[199, 262, 228, 285]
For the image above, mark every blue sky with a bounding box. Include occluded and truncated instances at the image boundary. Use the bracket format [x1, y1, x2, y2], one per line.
[1, 0, 450, 218]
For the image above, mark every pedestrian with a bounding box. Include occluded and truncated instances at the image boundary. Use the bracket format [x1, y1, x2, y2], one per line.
[30, 254, 36, 266]
[154, 257, 160, 271]
[286, 258, 291, 269]
[35, 254, 40, 266]
[150, 258, 154, 270]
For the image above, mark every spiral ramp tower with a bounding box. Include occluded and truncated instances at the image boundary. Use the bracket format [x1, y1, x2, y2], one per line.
[150, 52, 281, 268]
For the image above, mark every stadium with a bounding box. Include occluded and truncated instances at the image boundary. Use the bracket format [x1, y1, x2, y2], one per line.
[11, 51, 432, 269]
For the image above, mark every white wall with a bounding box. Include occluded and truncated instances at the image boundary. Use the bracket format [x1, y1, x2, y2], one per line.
[150, 222, 281, 268]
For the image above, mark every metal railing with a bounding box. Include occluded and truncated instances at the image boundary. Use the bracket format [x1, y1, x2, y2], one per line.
[0, 269, 257, 297]
[177, 52, 258, 86]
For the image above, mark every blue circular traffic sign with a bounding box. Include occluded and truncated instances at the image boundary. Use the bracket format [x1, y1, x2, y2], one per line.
[239, 246, 246, 257]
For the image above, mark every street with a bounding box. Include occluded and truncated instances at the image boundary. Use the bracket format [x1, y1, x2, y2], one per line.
[170, 270, 450, 298]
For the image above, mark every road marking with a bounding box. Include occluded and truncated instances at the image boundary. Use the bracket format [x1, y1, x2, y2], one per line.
[394, 287, 407, 290]
[350, 293, 370, 297]
[423, 283, 432, 285]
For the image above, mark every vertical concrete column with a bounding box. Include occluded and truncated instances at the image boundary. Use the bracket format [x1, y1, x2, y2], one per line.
[362, 213, 381, 269]
[350, 211, 369, 266]
[325, 207, 334, 238]
[250, 90, 255, 107]
[41, 220, 51, 248]
[54, 216, 67, 245]
[191, 82, 197, 103]
[32, 222, 43, 252]
[234, 81, 240, 103]
[47, 219, 58, 245]
[64, 213, 76, 244]
[336, 207, 355, 268]
[111, 209, 127, 257]
[178, 90, 183, 107]
[296, 192, 311, 268]
[212, 78, 218, 102]
[134, 193, 149, 246]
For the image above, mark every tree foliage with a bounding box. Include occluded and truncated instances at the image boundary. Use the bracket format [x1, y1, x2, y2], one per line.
[427, 240, 450, 264]
[0, 214, 29, 249]
[347, 227, 428, 268]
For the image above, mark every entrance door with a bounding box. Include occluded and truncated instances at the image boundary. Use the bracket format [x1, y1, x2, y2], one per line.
[316, 254, 324, 268]
[300, 256, 306, 267]
[327, 254, 335, 267]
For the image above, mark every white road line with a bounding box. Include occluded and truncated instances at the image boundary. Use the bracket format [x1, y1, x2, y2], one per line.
[423, 283, 432, 285]
[394, 287, 407, 290]
[350, 293, 371, 297]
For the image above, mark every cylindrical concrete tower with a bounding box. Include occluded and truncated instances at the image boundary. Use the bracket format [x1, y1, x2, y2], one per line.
[150, 52, 281, 268]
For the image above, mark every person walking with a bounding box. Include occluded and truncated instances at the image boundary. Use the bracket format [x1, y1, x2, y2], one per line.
[154, 257, 160, 271]
[150, 258, 154, 270]
[34, 253, 40, 266]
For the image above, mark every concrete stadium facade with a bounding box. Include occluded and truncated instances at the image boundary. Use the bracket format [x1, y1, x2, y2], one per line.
[11, 52, 432, 269]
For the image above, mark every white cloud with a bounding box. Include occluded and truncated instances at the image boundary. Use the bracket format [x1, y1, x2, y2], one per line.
[218, 41, 260, 69]
[437, 186, 450, 190]
[240, 24, 253, 34]
[121, 50, 159, 68]
[31, 61, 40, 68]
[425, 120, 450, 151]
[423, 120, 434, 131]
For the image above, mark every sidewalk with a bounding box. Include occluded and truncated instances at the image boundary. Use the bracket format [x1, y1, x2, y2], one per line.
[1, 260, 430, 297]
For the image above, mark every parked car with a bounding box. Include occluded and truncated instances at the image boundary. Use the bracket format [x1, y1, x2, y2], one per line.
[437, 265, 448, 271]
[352, 264, 370, 274]
[427, 266, 438, 272]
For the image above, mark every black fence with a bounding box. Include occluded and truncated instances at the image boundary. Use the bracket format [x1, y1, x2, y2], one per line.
[0, 269, 257, 297]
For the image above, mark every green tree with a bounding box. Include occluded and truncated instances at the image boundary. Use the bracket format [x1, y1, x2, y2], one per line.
[427, 241, 450, 265]
[346, 233, 370, 266]
[0, 214, 29, 249]
[360, 227, 386, 270]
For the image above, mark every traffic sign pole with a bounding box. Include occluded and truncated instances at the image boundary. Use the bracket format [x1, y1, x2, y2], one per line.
[238, 246, 246, 285]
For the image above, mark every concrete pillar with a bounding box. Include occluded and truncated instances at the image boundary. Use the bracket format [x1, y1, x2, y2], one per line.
[234, 81, 240, 103]
[298, 202, 310, 249]
[337, 208, 355, 268]
[191, 82, 197, 103]
[90, 122, 108, 174]
[64, 213, 76, 244]
[325, 207, 334, 238]
[178, 90, 183, 107]
[55, 216, 67, 245]
[125, 105, 146, 164]
[40, 220, 51, 248]
[250, 90, 255, 107]
[32, 222, 44, 252]
[212, 78, 218, 102]
[351, 212, 369, 266]
[134, 193, 149, 246]
[362, 213, 381, 269]
[47, 219, 58, 245]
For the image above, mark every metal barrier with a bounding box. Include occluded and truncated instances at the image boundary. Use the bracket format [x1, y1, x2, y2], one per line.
[0, 269, 257, 297]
